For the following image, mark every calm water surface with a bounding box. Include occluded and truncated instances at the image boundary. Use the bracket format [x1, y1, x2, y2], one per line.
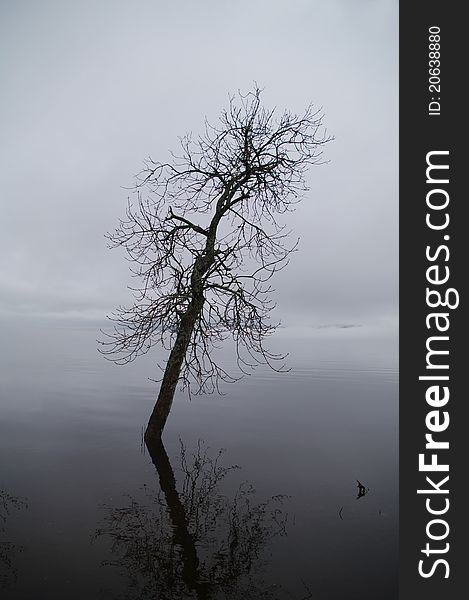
[0, 319, 398, 599]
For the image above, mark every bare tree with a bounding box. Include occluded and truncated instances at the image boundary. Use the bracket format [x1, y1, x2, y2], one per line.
[99, 86, 331, 439]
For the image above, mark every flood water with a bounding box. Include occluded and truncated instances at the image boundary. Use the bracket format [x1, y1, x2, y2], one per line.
[0, 318, 398, 599]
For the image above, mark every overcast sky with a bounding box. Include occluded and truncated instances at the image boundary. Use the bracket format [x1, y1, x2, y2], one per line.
[0, 0, 397, 329]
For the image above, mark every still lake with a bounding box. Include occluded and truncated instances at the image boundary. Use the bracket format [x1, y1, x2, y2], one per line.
[1, 318, 397, 599]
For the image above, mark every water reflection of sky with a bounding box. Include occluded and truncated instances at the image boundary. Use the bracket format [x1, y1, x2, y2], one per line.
[0, 320, 397, 599]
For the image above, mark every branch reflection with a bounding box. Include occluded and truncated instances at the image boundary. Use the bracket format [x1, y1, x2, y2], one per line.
[1, 490, 27, 589]
[96, 437, 310, 599]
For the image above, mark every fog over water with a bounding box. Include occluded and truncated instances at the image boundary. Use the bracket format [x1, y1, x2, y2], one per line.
[1, 2, 397, 598]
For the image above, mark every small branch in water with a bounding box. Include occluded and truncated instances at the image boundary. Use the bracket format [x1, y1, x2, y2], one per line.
[356, 479, 370, 499]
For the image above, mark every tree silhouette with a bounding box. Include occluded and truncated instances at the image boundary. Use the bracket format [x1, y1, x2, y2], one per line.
[99, 86, 330, 438]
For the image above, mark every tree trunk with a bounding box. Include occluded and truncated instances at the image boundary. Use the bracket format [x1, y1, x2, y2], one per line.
[144, 306, 200, 440]
[145, 244, 215, 440]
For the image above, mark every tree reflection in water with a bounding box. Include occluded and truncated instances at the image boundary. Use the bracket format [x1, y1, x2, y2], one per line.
[95, 438, 311, 600]
[1, 490, 27, 589]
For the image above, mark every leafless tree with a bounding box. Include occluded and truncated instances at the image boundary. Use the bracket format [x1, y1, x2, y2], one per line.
[99, 86, 331, 438]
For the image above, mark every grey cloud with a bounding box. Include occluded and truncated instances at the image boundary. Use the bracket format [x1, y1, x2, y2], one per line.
[0, 0, 397, 328]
